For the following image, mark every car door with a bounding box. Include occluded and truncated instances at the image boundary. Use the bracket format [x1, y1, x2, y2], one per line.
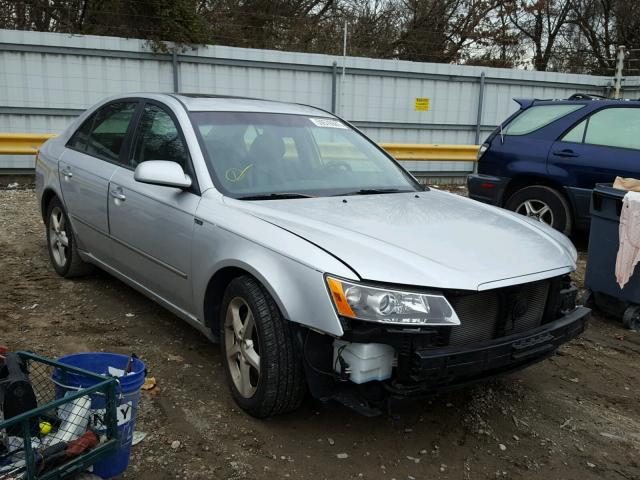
[548, 106, 640, 223]
[107, 101, 200, 314]
[59, 101, 139, 261]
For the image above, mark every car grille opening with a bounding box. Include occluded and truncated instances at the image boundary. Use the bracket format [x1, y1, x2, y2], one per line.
[447, 280, 550, 346]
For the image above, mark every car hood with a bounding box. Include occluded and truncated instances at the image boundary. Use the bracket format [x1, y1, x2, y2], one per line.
[224, 190, 576, 291]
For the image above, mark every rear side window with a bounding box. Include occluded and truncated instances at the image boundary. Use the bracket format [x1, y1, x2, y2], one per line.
[505, 105, 584, 135]
[67, 114, 95, 151]
[87, 102, 137, 162]
[68, 102, 137, 162]
[561, 119, 587, 143]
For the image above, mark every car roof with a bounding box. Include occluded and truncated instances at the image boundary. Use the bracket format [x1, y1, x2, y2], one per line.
[516, 96, 640, 109]
[167, 93, 333, 117]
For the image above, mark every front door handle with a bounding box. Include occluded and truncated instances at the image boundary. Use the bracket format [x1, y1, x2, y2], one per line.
[552, 149, 579, 158]
[110, 188, 126, 201]
[61, 167, 73, 178]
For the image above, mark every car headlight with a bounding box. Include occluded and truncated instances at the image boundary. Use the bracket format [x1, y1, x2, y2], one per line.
[326, 276, 460, 326]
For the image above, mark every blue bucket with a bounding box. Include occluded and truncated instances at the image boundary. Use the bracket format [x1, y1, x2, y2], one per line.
[52, 352, 145, 479]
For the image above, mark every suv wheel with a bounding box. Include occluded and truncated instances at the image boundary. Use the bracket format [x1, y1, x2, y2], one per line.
[505, 185, 572, 235]
[46, 197, 94, 277]
[220, 276, 306, 417]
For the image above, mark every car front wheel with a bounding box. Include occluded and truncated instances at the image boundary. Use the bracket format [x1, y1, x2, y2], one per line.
[220, 275, 306, 417]
[505, 185, 573, 235]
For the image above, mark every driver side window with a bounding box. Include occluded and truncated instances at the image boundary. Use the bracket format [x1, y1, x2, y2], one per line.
[131, 104, 189, 169]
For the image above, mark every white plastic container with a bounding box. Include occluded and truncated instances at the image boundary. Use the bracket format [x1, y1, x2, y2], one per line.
[333, 341, 395, 384]
[43, 394, 92, 447]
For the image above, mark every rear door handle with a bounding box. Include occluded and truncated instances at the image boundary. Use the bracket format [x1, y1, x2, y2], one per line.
[61, 166, 73, 178]
[110, 188, 126, 201]
[552, 149, 579, 158]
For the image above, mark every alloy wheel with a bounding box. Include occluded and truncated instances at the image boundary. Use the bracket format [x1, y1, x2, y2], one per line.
[515, 199, 554, 226]
[224, 297, 261, 398]
[49, 206, 69, 268]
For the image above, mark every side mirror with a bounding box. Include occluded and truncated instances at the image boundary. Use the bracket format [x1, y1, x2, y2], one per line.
[134, 161, 192, 189]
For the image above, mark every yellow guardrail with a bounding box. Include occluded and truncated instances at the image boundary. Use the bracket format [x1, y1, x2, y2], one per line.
[0, 133, 479, 162]
[0, 134, 58, 155]
[380, 143, 479, 161]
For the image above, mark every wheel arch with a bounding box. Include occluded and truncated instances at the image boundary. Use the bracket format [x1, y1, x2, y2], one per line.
[202, 262, 294, 340]
[502, 175, 573, 212]
[41, 188, 58, 222]
[199, 253, 345, 340]
[203, 265, 252, 338]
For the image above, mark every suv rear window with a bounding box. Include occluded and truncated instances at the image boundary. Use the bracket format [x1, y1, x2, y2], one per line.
[505, 105, 584, 135]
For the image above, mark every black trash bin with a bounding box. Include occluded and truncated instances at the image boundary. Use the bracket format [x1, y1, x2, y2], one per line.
[585, 183, 640, 329]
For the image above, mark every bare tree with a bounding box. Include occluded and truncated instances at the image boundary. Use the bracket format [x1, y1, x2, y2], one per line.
[505, 0, 571, 71]
[395, 0, 500, 63]
[465, 2, 525, 67]
[1, 0, 636, 74]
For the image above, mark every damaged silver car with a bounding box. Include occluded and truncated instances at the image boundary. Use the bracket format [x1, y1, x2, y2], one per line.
[36, 94, 590, 417]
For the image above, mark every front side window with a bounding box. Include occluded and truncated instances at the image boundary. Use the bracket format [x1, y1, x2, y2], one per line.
[191, 112, 420, 198]
[583, 108, 640, 150]
[84, 102, 137, 162]
[559, 108, 640, 150]
[131, 104, 189, 168]
[505, 104, 584, 136]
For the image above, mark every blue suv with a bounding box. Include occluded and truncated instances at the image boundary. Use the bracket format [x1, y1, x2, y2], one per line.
[468, 95, 640, 235]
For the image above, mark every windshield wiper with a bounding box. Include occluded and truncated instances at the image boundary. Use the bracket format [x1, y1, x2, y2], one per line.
[237, 193, 315, 200]
[335, 188, 412, 196]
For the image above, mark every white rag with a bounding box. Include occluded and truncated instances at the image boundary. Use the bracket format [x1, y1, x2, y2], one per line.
[615, 191, 640, 288]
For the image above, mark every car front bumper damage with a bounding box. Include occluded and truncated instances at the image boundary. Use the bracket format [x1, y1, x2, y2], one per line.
[304, 305, 589, 415]
[405, 305, 589, 392]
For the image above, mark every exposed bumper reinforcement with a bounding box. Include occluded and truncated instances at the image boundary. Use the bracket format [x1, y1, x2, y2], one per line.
[409, 306, 590, 388]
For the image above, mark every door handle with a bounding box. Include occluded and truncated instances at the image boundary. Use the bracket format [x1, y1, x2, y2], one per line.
[552, 149, 579, 158]
[61, 167, 73, 178]
[110, 188, 126, 201]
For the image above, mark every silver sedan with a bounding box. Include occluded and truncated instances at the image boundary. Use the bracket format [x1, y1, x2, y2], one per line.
[36, 94, 589, 417]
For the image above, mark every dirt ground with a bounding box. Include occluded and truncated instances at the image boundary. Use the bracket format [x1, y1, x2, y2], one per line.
[1, 185, 639, 480]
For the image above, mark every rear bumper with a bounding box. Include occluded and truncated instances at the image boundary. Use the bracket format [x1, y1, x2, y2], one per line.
[467, 173, 510, 206]
[401, 306, 589, 394]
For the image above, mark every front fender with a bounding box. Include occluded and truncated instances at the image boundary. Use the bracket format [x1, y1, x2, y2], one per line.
[192, 201, 358, 337]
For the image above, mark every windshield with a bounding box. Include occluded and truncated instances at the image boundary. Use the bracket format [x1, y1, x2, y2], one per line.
[190, 112, 420, 198]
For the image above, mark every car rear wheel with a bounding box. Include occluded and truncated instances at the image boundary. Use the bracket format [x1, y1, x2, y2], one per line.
[46, 197, 94, 278]
[505, 185, 572, 235]
[220, 275, 306, 417]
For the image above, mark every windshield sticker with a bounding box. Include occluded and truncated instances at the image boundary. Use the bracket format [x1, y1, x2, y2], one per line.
[310, 118, 348, 129]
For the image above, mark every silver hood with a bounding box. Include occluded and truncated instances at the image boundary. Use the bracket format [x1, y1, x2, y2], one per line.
[226, 190, 576, 291]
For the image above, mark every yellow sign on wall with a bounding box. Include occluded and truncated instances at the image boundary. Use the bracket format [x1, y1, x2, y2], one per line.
[415, 98, 430, 111]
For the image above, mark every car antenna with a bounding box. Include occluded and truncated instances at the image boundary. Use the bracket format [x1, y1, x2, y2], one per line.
[499, 123, 504, 144]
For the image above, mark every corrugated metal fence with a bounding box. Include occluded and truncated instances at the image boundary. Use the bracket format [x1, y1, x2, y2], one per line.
[2, 29, 639, 177]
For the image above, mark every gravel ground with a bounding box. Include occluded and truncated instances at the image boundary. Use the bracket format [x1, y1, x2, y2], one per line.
[1, 185, 639, 480]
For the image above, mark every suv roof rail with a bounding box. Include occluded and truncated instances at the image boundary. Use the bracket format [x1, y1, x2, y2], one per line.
[567, 93, 607, 100]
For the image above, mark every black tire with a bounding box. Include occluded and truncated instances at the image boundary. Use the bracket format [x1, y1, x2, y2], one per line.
[622, 305, 640, 330]
[505, 185, 573, 235]
[220, 275, 306, 417]
[45, 197, 94, 278]
[578, 288, 595, 309]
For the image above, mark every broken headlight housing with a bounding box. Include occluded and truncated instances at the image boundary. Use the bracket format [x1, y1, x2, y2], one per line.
[326, 276, 460, 326]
